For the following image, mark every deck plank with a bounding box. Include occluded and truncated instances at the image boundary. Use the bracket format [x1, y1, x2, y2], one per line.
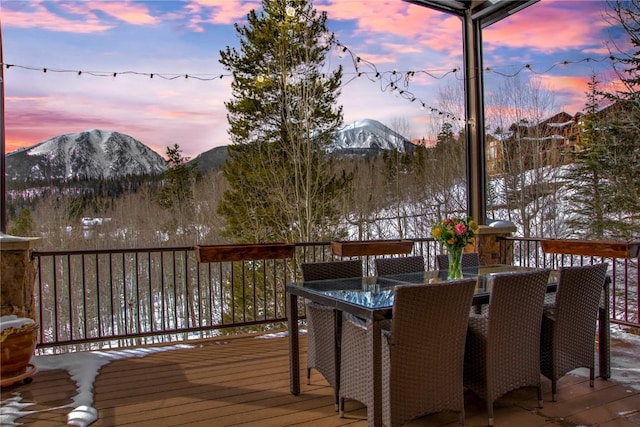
[1, 333, 638, 427]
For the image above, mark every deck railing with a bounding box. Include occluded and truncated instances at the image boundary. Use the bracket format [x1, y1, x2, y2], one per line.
[31, 237, 638, 353]
[502, 237, 639, 329]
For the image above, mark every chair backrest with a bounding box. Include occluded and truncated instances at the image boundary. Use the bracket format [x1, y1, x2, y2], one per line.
[387, 279, 477, 426]
[552, 263, 608, 369]
[300, 259, 362, 281]
[462, 252, 480, 268]
[485, 269, 550, 402]
[436, 252, 480, 270]
[374, 256, 424, 276]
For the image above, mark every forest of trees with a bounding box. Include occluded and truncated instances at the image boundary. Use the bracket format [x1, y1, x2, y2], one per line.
[6, 0, 640, 251]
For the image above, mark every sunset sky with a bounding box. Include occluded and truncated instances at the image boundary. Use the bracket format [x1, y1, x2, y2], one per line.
[1, 0, 628, 159]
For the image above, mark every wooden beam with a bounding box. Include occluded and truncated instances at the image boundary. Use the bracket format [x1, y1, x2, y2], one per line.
[194, 243, 294, 263]
[540, 239, 639, 259]
[331, 239, 414, 257]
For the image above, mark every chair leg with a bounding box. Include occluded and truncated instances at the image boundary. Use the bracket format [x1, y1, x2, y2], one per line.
[551, 379, 558, 402]
[458, 409, 465, 427]
[306, 367, 311, 385]
[339, 397, 345, 418]
[537, 384, 543, 408]
[488, 402, 494, 426]
[589, 367, 595, 387]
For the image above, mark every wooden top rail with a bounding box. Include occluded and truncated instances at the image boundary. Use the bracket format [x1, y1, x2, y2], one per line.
[194, 243, 295, 263]
[331, 239, 414, 257]
[541, 239, 640, 259]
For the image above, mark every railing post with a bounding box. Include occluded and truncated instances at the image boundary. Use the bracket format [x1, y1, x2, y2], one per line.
[473, 222, 517, 265]
[0, 233, 41, 320]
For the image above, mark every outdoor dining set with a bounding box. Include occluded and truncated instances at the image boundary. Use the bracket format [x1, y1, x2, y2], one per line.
[286, 255, 610, 427]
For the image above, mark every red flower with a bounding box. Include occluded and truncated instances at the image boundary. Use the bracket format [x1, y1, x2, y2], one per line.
[455, 223, 467, 235]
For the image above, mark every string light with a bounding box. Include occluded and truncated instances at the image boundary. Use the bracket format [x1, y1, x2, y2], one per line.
[0, 63, 235, 81]
[0, 50, 620, 124]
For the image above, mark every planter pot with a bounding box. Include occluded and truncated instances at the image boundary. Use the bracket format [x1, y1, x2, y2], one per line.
[1, 322, 38, 378]
[331, 240, 414, 257]
[195, 243, 295, 263]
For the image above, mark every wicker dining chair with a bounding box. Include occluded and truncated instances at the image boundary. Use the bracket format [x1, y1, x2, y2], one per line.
[339, 279, 477, 427]
[464, 269, 551, 427]
[374, 255, 425, 276]
[540, 263, 608, 401]
[436, 252, 480, 270]
[300, 260, 362, 405]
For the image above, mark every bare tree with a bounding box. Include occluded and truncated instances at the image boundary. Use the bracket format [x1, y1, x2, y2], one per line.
[485, 76, 563, 237]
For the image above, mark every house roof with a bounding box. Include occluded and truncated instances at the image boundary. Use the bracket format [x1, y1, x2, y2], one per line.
[403, 0, 539, 27]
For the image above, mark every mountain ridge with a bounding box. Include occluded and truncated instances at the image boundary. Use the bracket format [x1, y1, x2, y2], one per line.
[190, 118, 414, 171]
[6, 129, 168, 183]
[6, 119, 413, 182]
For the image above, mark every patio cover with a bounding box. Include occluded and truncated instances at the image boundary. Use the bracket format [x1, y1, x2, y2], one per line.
[403, 0, 539, 224]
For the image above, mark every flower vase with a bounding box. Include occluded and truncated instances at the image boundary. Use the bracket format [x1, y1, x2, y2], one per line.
[447, 246, 463, 280]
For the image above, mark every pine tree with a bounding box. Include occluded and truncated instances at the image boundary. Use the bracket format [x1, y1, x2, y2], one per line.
[566, 74, 608, 239]
[597, 0, 640, 238]
[217, 0, 349, 244]
[157, 144, 200, 243]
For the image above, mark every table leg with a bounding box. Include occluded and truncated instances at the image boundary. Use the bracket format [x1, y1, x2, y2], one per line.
[333, 310, 342, 411]
[369, 319, 382, 427]
[288, 292, 300, 395]
[599, 277, 611, 380]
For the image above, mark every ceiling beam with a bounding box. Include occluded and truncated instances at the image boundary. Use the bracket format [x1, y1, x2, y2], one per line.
[403, 0, 539, 27]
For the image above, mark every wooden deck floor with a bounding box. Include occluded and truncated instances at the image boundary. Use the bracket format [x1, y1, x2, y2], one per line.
[2, 333, 640, 427]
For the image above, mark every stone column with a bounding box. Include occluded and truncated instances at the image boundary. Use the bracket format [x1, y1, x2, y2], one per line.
[470, 221, 517, 265]
[1, 233, 41, 320]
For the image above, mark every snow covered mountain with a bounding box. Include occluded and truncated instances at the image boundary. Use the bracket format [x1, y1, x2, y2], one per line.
[6, 120, 412, 180]
[190, 118, 414, 171]
[6, 129, 168, 182]
[331, 119, 414, 153]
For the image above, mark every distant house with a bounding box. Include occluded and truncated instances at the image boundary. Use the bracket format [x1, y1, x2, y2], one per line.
[485, 104, 623, 175]
[567, 101, 624, 150]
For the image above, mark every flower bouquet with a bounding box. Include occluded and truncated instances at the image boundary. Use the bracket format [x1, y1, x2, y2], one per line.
[431, 216, 478, 279]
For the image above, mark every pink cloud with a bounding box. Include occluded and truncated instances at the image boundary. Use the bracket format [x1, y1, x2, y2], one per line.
[80, 1, 159, 25]
[321, 1, 463, 73]
[2, 1, 114, 33]
[380, 43, 423, 55]
[323, 0, 456, 42]
[4, 0, 162, 32]
[350, 52, 398, 65]
[484, 2, 609, 53]
[536, 74, 591, 94]
[189, 0, 258, 25]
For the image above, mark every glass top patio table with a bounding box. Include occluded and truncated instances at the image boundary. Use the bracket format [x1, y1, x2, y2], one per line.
[286, 264, 607, 427]
[289, 264, 555, 318]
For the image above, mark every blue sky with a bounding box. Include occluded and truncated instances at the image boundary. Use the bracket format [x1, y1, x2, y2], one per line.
[1, 0, 627, 158]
